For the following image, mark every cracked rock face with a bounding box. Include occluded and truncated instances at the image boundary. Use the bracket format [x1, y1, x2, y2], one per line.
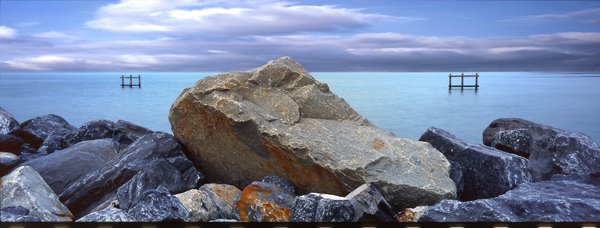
[484, 118, 600, 181]
[169, 57, 456, 210]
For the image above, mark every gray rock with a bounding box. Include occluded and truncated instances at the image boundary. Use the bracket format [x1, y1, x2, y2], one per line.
[175, 183, 241, 222]
[483, 118, 600, 181]
[0, 107, 19, 134]
[58, 132, 202, 217]
[117, 159, 192, 210]
[261, 175, 296, 195]
[62, 119, 153, 150]
[209, 218, 239, 222]
[491, 129, 532, 158]
[169, 57, 456, 211]
[550, 172, 600, 186]
[1, 166, 73, 221]
[448, 161, 464, 199]
[15, 114, 76, 149]
[346, 183, 396, 222]
[420, 179, 600, 222]
[36, 134, 64, 154]
[76, 208, 133, 222]
[0, 206, 42, 222]
[1, 152, 20, 176]
[419, 127, 532, 201]
[236, 181, 295, 222]
[19, 139, 119, 195]
[127, 186, 190, 222]
[291, 193, 354, 222]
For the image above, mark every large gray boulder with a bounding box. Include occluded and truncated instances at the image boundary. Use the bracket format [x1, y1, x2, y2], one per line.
[18, 139, 119, 195]
[0, 166, 73, 221]
[169, 56, 456, 210]
[483, 118, 600, 181]
[59, 132, 202, 217]
[175, 183, 241, 222]
[0, 206, 43, 222]
[419, 127, 531, 201]
[0, 107, 19, 134]
[62, 119, 153, 149]
[14, 114, 76, 149]
[420, 179, 600, 222]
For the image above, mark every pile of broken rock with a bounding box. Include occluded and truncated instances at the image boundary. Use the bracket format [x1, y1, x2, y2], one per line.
[1, 57, 599, 222]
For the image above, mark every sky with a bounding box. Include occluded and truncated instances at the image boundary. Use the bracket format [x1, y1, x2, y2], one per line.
[1, 0, 599, 72]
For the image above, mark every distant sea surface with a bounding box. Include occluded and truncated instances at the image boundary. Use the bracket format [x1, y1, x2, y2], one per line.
[1, 72, 599, 144]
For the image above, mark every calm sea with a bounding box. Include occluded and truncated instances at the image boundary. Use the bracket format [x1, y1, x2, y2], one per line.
[1, 72, 599, 144]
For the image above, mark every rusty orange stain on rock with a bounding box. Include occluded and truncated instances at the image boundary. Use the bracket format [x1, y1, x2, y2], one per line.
[372, 138, 385, 150]
[236, 184, 291, 222]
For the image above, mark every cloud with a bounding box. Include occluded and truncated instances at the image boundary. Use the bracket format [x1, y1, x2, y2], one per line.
[2, 31, 599, 72]
[85, 0, 413, 35]
[33, 31, 81, 42]
[508, 8, 600, 24]
[0, 26, 17, 39]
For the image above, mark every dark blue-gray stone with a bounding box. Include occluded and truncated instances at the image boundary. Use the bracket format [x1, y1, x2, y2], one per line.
[420, 179, 600, 222]
[261, 175, 296, 195]
[419, 127, 532, 201]
[345, 183, 396, 222]
[127, 186, 189, 222]
[291, 193, 354, 222]
[19, 139, 119, 195]
[59, 132, 203, 217]
[15, 114, 76, 149]
[76, 208, 133, 222]
[483, 118, 600, 181]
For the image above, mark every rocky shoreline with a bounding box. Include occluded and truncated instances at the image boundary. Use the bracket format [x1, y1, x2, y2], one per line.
[1, 57, 599, 222]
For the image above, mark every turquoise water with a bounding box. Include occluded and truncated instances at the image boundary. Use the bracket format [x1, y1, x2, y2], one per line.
[1, 72, 599, 144]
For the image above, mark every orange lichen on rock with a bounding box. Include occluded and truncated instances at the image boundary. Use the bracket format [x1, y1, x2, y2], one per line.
[236, 182, 293, 222]
[372, 138, 385, 150]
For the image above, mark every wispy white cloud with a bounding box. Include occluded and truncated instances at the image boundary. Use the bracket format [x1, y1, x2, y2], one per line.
[2, 32, 599, 72]
[33, 31, 81, 42]
[0, 26, 17, 39]
[507, 8, 600, 24]
[86, 0, 415, 35]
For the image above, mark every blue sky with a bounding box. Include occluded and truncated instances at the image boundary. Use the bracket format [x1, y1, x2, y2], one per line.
[1, 0, 599, 72]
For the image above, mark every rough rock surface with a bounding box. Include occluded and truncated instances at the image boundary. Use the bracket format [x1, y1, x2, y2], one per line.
[346, 183, 396, 222]
[175, 183, 241, 222]
[419, 127, 531, 201]
[1, 152, 20, 176]
[397, 206, 429, 222]
[62, 119, 153, 149]
[169, 56, 456, 210]
[76, 208, 133, 222]
[127, 186, 189, 222]
[483, 118, 600, 181]
[291, 193, 354, 222]
[0, 134, 28, 155]
[14, 114, 76, 149]
[36, 135, 64, 154]
[448, 161, 464, 199]
[59, 132, 202, 217]
[117, 158, 200, 210]
[19, 139, 119, 195]
[491, 129, 532, 158]
[0, 206, 42, 222]
[0, 107, 19, 134]
[0, 166, 73, 221]
[420, 179, 600, 222]
[236, 180, 295, 222]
